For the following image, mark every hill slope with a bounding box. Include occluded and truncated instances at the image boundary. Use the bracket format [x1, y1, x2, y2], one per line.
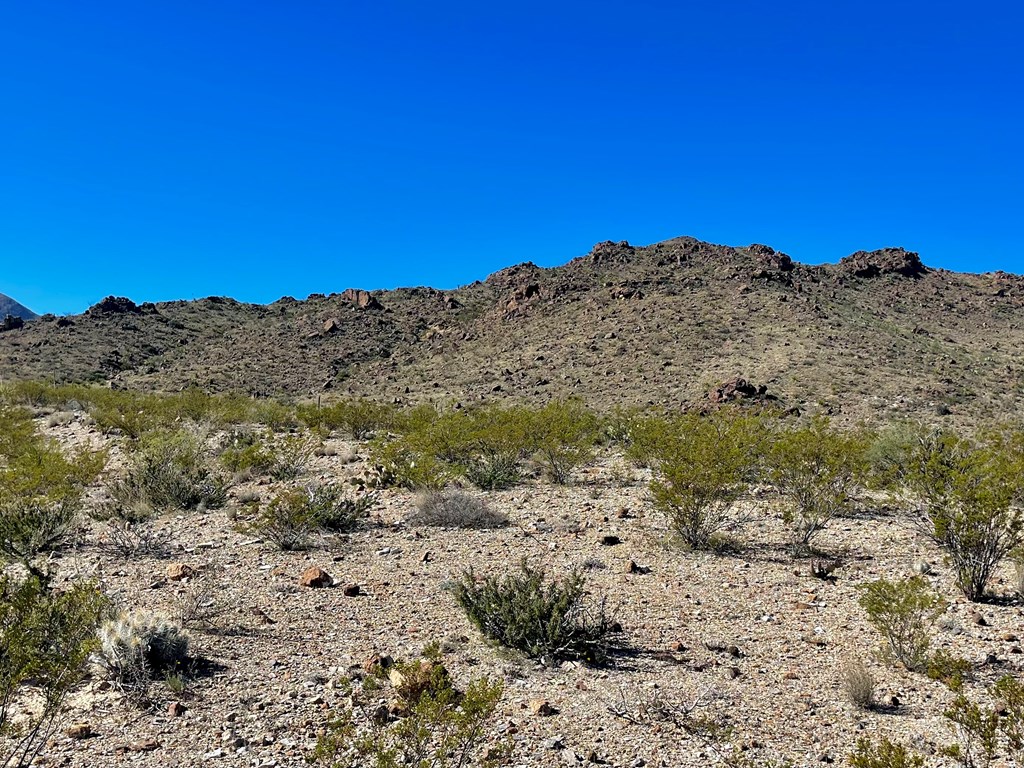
[1, 237, 1022, 424]
[0, 292, 38, 321]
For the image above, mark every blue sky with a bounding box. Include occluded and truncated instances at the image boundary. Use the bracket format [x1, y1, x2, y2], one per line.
[2, 1, 1021, 315]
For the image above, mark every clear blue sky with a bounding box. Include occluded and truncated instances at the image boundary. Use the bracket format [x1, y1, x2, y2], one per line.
[2, 1, 1021, 315]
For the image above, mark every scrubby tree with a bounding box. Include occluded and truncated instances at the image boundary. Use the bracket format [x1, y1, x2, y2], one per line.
[650, 410, 764, 550]
[904, 429, 1024, 601]
[766, 417, 868, 554]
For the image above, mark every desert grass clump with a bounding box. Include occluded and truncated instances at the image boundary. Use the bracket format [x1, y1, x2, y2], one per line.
[0, 576, 106, 766]
[905, 430, 1024, 601]
[858, 576, 945, 672]
[842, 660, 877, 710]
[109, 430, 228, 512]
[96, 611, 190, 701]
[408, 490, 508, 529]
[452, 561, 620, 665]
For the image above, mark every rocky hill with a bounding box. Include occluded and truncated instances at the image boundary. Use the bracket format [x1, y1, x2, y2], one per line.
[2, 236, 1022, 424]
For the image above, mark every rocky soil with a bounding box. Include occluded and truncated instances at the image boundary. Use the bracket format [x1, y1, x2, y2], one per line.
[12, 414, 1023, 768]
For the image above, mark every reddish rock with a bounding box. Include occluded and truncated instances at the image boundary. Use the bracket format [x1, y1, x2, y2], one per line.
[299, 567, 333, 588]
[166, 562, 195, 582]
[339, 288, 383, 310]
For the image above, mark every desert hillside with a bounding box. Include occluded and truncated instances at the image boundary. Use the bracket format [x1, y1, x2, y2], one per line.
[2, 236, 1023, 425]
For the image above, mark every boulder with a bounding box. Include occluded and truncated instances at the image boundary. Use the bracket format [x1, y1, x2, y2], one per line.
[299, 566, 333, 588]
[88, 296, 142, 315]
[340, 288, 383, 310]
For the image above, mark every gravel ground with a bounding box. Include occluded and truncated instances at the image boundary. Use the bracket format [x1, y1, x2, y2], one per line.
[11, 417, 1024, 768]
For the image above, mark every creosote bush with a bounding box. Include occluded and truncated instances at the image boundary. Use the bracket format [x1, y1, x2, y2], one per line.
[0, 576, 106, 767]
[905, 430, 1024, 601]
[767, 417, 868, 554]
[649, 410, 763, 550]
[453, 562, 620, 664]
[848, 738, 925, 768]
[0, 406, 105, 573]
[408, 491, 508, 530]
[858, 576, 944, 672]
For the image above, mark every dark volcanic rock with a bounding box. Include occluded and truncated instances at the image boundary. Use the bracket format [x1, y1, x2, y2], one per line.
[838, 248, 926, 278]
[89, 296, 142, 315]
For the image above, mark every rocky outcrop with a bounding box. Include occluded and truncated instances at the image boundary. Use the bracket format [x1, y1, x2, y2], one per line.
[709, 377, 775, 404]
[340, 289, 383, 310]
[88, 296, 142, 315]
[838, 248, 926, 278]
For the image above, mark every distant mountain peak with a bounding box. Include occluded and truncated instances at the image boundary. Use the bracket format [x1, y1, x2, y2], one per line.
[0, 293, 38, 321]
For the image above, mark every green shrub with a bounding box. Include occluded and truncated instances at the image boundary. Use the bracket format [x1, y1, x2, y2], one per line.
[767, 417, 868, 554]
[299, 399, 397, 439]
[314, 652, 507, 768]
[905, 430, 1024, 601]
[0, 576, 106, 766]
[650, 410, 762, 550]
[926, 649, 972, 691]
[408, 491, 508, 529]
[858, 576, 944, 672]
[108, 430, 228, 512]
[367, 437, 451, 490]
[250, 484, 372, 549]
[218, 430, 277, 474]
[465, 452, 522, 490]
[942, 694, 1000, 768]
[453, 562, 620, 664]
[528, 400, 599, 484]
[848, 738, 925, 768]
[0, 496, 82, 564]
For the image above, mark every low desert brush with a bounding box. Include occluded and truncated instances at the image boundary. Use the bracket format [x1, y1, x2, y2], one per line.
[408, 490, 508, 529]
[858, 576, 944, 672]
[452, 561, 620, 664]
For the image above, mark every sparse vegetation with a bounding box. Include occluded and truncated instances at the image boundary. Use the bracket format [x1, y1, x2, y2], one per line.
[314, 650, 507, 768]
[453, 561, 619, 664]
[0, 576, 106, 767]
[858, 576, 944, 672]
[905, 430, 1024, 601]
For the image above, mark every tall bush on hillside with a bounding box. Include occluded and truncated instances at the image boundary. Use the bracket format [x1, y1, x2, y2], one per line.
[766, 417, 868, 554]
[650, 410, 764, 550]
[904, 429, 1024, 602]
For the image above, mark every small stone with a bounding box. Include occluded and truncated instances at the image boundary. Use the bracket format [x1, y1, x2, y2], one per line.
[725, 666, 741, 680]
[67, 723, 92, 740]
[529, 698, 556, 716]
[299, 567, 333, 588]
[599, 535, 621, 546]
[971, 612, 988, 627]
[130, 738, 161, 752]
[342, 583, 361, 597]
[726, 645, 741, 657]
[625, 560, 639, 574]
[167, 701, 186, 717]
[166, 562, 195, 581]
[546, 736, 566, 750]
